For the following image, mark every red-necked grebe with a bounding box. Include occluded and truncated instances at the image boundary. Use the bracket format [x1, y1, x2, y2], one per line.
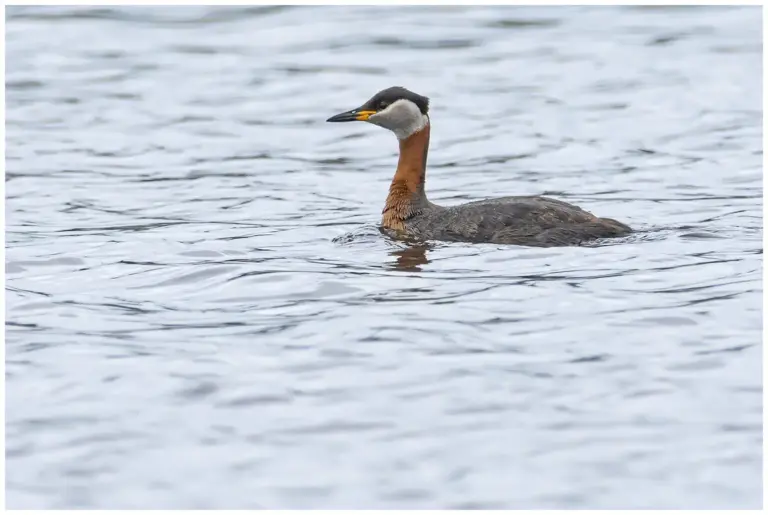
[327, 86, 632, 247]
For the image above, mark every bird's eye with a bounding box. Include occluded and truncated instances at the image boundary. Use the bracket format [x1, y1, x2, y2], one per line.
[379, 102, 389, 110]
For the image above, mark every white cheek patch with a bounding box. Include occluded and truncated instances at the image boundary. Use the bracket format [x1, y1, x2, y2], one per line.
[369, 99, 429, 140]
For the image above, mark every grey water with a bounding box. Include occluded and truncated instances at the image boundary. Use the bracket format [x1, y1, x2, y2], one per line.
[5, 5, 762, 509]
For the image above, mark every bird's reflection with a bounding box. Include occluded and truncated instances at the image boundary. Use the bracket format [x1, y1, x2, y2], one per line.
[389, 244, 430, 271]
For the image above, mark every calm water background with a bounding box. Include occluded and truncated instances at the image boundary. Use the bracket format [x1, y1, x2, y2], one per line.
[5, 5, 763, 509]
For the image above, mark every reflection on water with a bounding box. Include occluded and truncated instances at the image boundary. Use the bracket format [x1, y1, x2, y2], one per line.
[5, 5, 762, 510]
[390, 245, 431, 271]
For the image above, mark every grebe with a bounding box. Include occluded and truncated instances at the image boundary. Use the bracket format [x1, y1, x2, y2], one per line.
[327, 86, 632, 247]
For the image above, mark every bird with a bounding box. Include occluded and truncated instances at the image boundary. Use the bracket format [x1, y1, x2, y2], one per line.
[326, 86, 632, 247]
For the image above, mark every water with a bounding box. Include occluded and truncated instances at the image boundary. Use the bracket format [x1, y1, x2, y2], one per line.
[5, 5, 762, 509]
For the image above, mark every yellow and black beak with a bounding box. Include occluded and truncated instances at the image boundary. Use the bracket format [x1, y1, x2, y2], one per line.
[326, 108, 377, 123]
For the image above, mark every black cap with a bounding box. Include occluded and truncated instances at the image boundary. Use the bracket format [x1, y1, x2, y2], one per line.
[361, 86, 430, 115]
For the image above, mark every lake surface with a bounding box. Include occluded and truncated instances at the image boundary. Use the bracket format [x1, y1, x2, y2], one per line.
[5, 5, 762, 509]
